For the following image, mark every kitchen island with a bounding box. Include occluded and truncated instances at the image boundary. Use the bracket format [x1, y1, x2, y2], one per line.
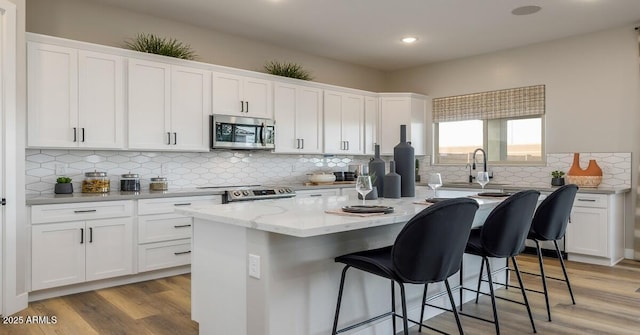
[176, 188, 506, 335]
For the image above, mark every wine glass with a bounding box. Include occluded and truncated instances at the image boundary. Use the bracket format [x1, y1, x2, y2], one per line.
[355, 175, 373, 206]
[477, 171, 490, 189]
[427, 173, 443, 198]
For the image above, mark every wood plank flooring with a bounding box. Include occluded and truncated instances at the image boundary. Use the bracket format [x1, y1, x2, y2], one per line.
[2, 254, 640, 334]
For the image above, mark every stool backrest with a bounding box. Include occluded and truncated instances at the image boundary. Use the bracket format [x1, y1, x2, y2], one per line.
[530, 184, 579, 241]
[480, 190, 540, 258]
[392, 198, 479, 284]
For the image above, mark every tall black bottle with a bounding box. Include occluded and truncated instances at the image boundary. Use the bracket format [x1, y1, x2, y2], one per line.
[368, 144, 385, 197]
[393, 125, 415, 197]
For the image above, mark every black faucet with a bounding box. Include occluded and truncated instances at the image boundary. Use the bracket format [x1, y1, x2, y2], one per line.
[469, 148, 487, 182]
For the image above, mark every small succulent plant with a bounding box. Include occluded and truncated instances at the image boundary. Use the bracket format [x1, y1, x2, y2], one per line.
[56, 176, 72, 183]
[551, 170, 565, 178]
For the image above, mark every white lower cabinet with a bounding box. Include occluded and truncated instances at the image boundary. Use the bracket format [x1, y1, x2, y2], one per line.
[565, 193, 624, 266]
[31, 217, 133, 291]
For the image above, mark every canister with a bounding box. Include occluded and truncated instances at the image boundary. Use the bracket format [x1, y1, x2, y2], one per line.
[150, 176, 168, 191]
[82, 171, 110, 193]
[120, 173, 140, 192]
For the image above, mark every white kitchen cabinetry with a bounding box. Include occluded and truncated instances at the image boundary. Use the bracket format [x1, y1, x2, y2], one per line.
[273, 82, 323, 153]
[128, 59, 211, 151]
[212, 72, 272, 118]
[565, 193, 624, 266]
[364, 95, 379, 155]
[137, 196, 221, 272]
[379, 93, 427, 156]
[31, 201, 134, 291]
[324, 90, 364, 155]
[27, 42, 124, 149]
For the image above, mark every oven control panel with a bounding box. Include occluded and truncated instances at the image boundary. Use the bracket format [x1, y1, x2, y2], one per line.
[226, 187, 295, 202]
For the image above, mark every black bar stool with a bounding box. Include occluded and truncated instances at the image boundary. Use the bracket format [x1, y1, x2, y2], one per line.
[331, 198, 479, 335]
[524, 184, 579, 321]
[459, 190, 540, 334]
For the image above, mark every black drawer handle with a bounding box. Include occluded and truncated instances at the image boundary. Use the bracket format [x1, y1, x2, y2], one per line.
[173, 224, 192, 228]
[577, 199, 597, 202]
[74, 209, 97, 213]
[309, 194, 323, 197]
[174, 203, 192, 206]
[174, 250, 191, 255]
[80, 228, 84, 244]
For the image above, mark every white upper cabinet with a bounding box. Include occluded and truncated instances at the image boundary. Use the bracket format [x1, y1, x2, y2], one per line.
[128, 59, 211, 151]
[364, 95, 379, 155]
[27, 42, 124, 149]
[379, 94, 427, 156]
[212, 72, 273, 118]
[273, 82, 323, 154]
[324, 90, 364, 155]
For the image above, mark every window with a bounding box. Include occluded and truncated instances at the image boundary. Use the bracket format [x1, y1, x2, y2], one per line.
[433, 85, 545, 165]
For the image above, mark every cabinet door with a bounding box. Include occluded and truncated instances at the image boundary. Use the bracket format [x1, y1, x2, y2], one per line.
[296, 86, 323, 153]
[78, 50, 124, 149]
[85, 217, 134, 281]
[170, 65, 211, 151]
[341, 94, 364, 155]
[323, 91, 344, 154]
[128, 58, 171, 150]
[27, 42, 78, 148]
[212, 72, 243, 116]
[380, 97, 410, 155]
[566, 207, 609, 257]
[273, 83, 298, 152]
[32, 221, 85, 290]
[364, 96, 379, 155]
[243, 77, 273, 118]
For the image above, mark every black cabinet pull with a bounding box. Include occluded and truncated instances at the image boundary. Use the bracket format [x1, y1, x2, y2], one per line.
[240, 100, 244, 113]
[309, 194, 323, 197]
[80, 228, 84, 244]
[173, 203, 192, 206]
[167, 132, 171, 145]
[577, 199, 596, 202]
[173, 132, 177, 145]
[245, 101, 249, 113]
[73, 127, 77, 142]
[173, 224, 192, 228]
[82, 128, 85, 142]
[174, 250, 191, 255]
[74, 209, 97, 213]
[301, 138, 304, 149]
[89, 227, 93, 243]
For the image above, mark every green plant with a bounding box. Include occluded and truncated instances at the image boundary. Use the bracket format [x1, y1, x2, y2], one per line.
[264, 60, 312, 80]
[56, 176, 72, 183]
[124, 33, 196, 60]
[551, 170, 565, 178]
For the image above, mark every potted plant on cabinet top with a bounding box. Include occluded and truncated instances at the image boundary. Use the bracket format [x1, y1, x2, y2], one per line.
[55, 176, 73, 194]
[551, 170, 565, 186]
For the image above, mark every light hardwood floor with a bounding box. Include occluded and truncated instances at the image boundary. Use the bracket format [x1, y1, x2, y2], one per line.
[2, 254, 640, 335]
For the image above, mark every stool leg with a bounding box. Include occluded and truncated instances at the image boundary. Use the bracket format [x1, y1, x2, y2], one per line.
[475, 257, 486, 304]
[392, 280, 397, 334]
[445, 279, 464, 335]
[535, 240, 551, 321]
[554, 240, 576, 304]
[332, 266, 350, 335]
[399, 283, 409, 335]
[484, 257, 500, 335]
[504, 257, 509, 290]
[512, 257, 537, 333]
[459, 258, 464, 311]
[419, 283, 429, 332]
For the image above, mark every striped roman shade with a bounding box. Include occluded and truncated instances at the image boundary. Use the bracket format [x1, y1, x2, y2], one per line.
[433, 85, 545, 122]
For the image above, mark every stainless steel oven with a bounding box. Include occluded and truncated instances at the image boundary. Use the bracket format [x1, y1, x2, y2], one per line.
[210, 115, 275, 150]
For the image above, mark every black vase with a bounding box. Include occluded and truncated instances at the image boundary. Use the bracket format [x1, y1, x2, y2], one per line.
[383, 161, 401, 199]
[393, 125, 415, 197]
[54, 183, 73, 194]
[368, 144, 385, 196]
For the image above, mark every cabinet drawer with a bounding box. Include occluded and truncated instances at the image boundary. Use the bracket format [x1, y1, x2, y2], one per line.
[138, 239, 191, 272]
[573, 194, 607, 208]
[138, 195, 221, 215]
[31, 200, 134, 224]
[138, 214, 192, 243]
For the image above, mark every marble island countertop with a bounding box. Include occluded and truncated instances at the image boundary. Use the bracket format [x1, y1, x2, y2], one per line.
[176, 189, 502, 238]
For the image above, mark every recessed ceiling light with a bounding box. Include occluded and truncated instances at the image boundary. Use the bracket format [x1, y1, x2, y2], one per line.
[511, 5, 542, 15]
[401, 37, 418, 44]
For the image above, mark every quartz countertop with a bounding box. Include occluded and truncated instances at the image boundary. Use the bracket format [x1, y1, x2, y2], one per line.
[26, 188, 227, 205]
[417, 182, 630, 194]
[176, 189, 503, 238]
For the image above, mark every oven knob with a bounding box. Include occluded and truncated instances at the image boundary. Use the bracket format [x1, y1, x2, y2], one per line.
[242, 190, 250, 196]
[278, 189, 284, 193]
[232, 191, 241, 197]
[286, 188, 292, 193]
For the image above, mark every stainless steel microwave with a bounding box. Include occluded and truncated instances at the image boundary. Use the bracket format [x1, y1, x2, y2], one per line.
[210, 115, 275, 150]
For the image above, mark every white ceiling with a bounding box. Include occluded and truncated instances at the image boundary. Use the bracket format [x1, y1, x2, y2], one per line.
[87, 0, 640, 71]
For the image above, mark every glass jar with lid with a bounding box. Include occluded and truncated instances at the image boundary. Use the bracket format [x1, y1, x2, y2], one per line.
[82, 171, 110, 193]
[150, 176, 168, 191]
[120, 173, 140, 192]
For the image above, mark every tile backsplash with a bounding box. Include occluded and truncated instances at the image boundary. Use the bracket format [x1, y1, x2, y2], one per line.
[26, 150, 631, 196]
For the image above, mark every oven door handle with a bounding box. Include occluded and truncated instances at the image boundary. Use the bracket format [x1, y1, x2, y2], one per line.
[259, 123, 266, 146]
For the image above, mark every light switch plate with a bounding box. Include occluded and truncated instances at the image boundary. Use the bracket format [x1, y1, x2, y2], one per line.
[249, 254, 261, 279]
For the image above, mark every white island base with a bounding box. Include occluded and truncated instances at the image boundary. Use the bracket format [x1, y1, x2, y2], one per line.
[184, 193, 505, 335]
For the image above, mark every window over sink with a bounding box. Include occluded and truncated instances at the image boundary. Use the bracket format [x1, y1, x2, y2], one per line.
[433, 85, 545, 165]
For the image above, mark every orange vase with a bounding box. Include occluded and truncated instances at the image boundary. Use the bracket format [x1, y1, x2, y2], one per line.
[566, 153, 602, 187]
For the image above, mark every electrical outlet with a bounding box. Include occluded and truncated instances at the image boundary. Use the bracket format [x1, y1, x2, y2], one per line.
[161, 163, 169, 175]
[248, 254, 261, 279]
[55, 163, 66, 175]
